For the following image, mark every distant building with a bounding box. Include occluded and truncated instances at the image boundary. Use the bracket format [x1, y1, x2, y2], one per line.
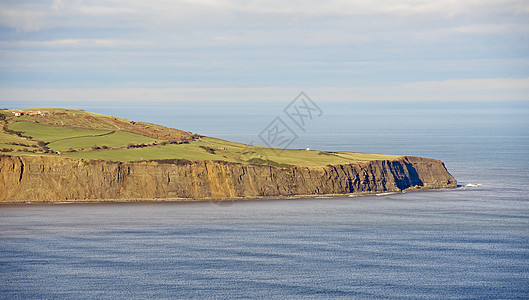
[13, 110, 47, 117]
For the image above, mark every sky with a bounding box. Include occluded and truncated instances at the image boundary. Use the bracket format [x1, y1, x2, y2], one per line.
[0, 0, 528, 103]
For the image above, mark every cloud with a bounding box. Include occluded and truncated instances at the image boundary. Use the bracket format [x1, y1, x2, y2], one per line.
[0, 39, 153, 49]
[137, 0, 526, 18]
[0, 0, 527, 102]
[1, 78, 527, 102]
[0, 87, 296, 103]
[0, 7, 47, 32]
[315, 77, 529, 101]
[401, 77, 529, 91]
[454, 24, 518, 35]
[3, 0, 528, 33]
[0, 0, 526, 52]
[51, 0, 63, 12]
[76, 5, 139, 15]
[210, 0, 528, 18]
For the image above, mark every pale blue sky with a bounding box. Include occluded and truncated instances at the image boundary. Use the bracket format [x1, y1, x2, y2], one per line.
[0, 0, 528, 102]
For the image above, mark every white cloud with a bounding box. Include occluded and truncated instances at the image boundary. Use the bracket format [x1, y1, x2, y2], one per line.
[401, 77, 529, 91]
[0, 0, 527, 100]
[77, 6, 139, 15]
[188, 0, 529, 17]
[454, 24, 515, 35]
[0, 0, 527, 50]
[51, 0, 63, 12]
[0, 7, 47, 32]
[316, 77, 529, 101]
[3, 0, 528, 32]
[0, 87, 296, 103]
[1, 78, 527, 102]
[0, 39, 153, 48]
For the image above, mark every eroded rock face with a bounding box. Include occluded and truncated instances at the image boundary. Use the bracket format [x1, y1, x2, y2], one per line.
[0, 155, 456, 202]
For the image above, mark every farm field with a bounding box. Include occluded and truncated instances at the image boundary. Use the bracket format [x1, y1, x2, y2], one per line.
[63, 136, 398, 166]
[1, 108, 399, 167]
[47, 131, 161, 151]
[9, 122, 112, 143]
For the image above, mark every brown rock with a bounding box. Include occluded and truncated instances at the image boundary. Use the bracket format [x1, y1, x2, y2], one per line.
[0, 155, 456, 203]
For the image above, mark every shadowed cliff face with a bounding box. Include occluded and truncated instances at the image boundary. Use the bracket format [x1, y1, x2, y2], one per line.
[0, 155, 456, 202]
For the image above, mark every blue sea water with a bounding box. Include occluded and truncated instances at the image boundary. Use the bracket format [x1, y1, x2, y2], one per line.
[1, 100, 528, 299]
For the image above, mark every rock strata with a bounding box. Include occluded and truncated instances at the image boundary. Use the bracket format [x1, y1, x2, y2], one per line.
[0, 155, 456, 203]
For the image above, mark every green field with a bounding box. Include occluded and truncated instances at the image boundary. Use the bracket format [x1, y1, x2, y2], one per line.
[47, 131, 160, 151]
[62, 137, 398, 166]
[0, 130, 39, 151]
[9, 122, 111, 143]
[1, 109, 400, 166]
[64, 139, 231, 162]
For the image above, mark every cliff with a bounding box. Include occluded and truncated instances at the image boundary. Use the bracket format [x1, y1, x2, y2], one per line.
[0, 155, 456, 203]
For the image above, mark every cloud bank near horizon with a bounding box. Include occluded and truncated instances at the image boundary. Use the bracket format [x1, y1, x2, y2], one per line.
[0, 0, 528, 102]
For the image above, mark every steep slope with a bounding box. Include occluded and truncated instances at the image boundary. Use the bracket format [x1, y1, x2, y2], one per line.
[0, 155, 456, 203]
[1, 108, 400, 167]
[3, 108, 196, 141]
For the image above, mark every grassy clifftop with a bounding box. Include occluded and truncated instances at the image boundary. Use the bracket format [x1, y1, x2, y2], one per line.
[0, 108, 398, 167]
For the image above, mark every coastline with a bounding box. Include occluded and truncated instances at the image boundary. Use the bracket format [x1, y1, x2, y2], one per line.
[0, 154, 457, 204]
[0, 185, 458, 205]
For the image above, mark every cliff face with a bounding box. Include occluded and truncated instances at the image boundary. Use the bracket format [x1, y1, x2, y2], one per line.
[0, 155, 456, 202]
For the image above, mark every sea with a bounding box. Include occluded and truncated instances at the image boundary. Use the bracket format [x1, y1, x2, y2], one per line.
[1, 100, 528, 299]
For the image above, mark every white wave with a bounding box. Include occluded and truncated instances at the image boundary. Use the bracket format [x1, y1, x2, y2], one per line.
[464, 183, 482, 188]
[376, 192, 398, 196]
